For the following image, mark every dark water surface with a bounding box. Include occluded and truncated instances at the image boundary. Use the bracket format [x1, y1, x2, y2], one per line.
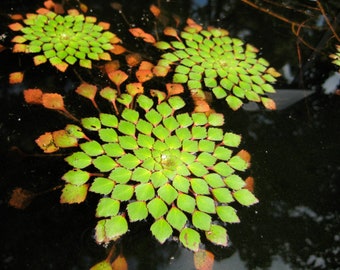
[0, 0, 339, 269]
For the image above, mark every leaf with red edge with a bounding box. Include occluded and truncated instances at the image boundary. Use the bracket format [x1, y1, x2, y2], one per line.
[129, 28, 146, 38]
[186, 18, 203, 32]
[33, 55, 47, 66]
[36, 8, 50, 14]
[53, 62, 69, 72]
[60, 183, 89, 204]
[42, 93, 65, 110]
[35, 132, 59, 153]
[261, 97, 276, 110]
[139, 61, 154, 71]
[98, 21, 110, 30]
[108, 70, 128, 87]
[9, 72, 24, 84]
[52, 129, 78, 148]
[23, 89, 43, 104]
[194, 249, 214, 270]
[13, 44, 27, 53]
[236, 149, 251, 163]
[166, 83, 184, 96]
[104, 60, 120, 74]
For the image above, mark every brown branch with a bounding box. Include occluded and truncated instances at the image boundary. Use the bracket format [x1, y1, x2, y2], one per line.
[316, 0, 340, 42]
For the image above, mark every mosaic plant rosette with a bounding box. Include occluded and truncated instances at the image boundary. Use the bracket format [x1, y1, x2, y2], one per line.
[154, 25, 280, 110]
[9, 11, 120, 71]
[60, 94, 258, 251]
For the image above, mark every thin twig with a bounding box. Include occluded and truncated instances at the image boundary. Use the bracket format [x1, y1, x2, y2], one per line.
[316, 0, 340, 42]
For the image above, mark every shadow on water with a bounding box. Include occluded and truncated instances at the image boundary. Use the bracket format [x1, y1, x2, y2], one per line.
[0, 0, 339, 269]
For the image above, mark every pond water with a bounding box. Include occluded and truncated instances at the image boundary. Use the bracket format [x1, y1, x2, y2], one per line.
[0, 0, 339, 269]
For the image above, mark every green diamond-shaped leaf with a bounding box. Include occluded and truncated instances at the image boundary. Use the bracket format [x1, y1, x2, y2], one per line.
[118, 120, 136, 136]
[225, 174, 245, 190]
[65, 152, 92, 169]
[150, 218, 173, 244]
[100, 113, 118, 127]
[127, 201, 148, 222]
[96, 198, 120, 217]
[158, 183, 178, 205]
[192, 210, 211, 231]
[147, 198, 168, 219]
[196, 152, 216, 167]
[228, 155, 248, 171]
[212, 162, 234, 176]
[145, 109, 163, 126]
[196, 195, 216, 213]
[60, 183, 88, 204]
[233, 189, 259, 206]
[216, 206, 240, 223]
[131, 167, 151, 183]
[117, 153, 140, 169]
[223, 132, 241, 147]
[93, 155, 117, 172]
[168, 96, 186, 110]
[137, 95, 154, 111]
[213, 146, 232, 161]
[102, 143, 125, 157]
[176, 193, 196, 213]
[62, 169, 90, 185]
[203, 173, 225, 188]
[176, 113, 194, 127]
[119, 136, 138, 150]
[136, 119, 153, 135]
[109, 167, 132, 184]
[80, 140, 104, 156]
[205, 224, 227, 246]
[212, 188, 234, 203]
[135, 183, 155, 201]
[81, 117, 101, 131]
[166, 206, 187, 231]
[207, 127, 224, 141]
[105, 215, 128, 241]
[90, 177, 115, 195]
[98, 128, 118, 143]
[179, 228, 200, 252]
[172, 175, 190, 193]
[191, 178, 210, 195]
[111, 184, 134, 201]
[188, 162, 209, 177]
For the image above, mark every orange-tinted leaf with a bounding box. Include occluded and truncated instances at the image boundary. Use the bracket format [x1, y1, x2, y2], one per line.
[79, 3, 88, 13]
[9, 14, 24, 20]
[111, 253, 128, 270]
[53, 3, 65, 14]
[110, 44, 126, 55]
[126, 82, 144, 96]
[12, 44, 27, 53]
[43, 0, 55, 9]
[11, 35, 27, 43]
[142, 33, 156, 43]
[186, 18, 203, 32]
[8, 188, 35, 209]
[0, 45, 6, 53]
[266, 67, 281, 77]
[35, 132, 59, 153]
[104, 60, 120, 74]
[150, 4, 161, 18]
[8, 22, 23, 31]
[129, 27, 146, 38]
[108, 70, 128, 86]
[110, 36, 122, 44]
[150, 89, 166, 103]
[9, 72, 24, 84]
[76, 83, 97, 100]
[139, 61, 154, 71]
[237, 149, 251, 163]
[244, 176, 254, 193]
[42, 93, 65, 110]
[194, 249, 214, 270]
[67, 9, 80, 16]
[33, 55, 47, 66]
[164, 27, 180, 40]
[152, 65, 169, 77]
[126, 53, 142, 67]
[98, 21, 110, 30]
[261, 97, 276, 110]
[53, 62, 69, 72]
[36, 7, 50, 14]
[166, 83, 184, 96]
[136, 69, 153, 83]
[23, 88, 43, 104]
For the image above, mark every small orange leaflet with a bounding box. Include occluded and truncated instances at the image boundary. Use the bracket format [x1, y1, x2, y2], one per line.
[23, 89, 43, 104]
[35, 132, 59, 153]
[9, 72, 24, 84]
[129, 28, 156, 43]
[194, 249, 214, 270]
[149, 4, 161, 18]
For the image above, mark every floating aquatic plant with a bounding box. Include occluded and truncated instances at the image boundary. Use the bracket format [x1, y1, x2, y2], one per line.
[154, 20, 280, 110]
[54, 93, 258, 251]
[330, 45, 340, 72]
[9, 10, 121, 71]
